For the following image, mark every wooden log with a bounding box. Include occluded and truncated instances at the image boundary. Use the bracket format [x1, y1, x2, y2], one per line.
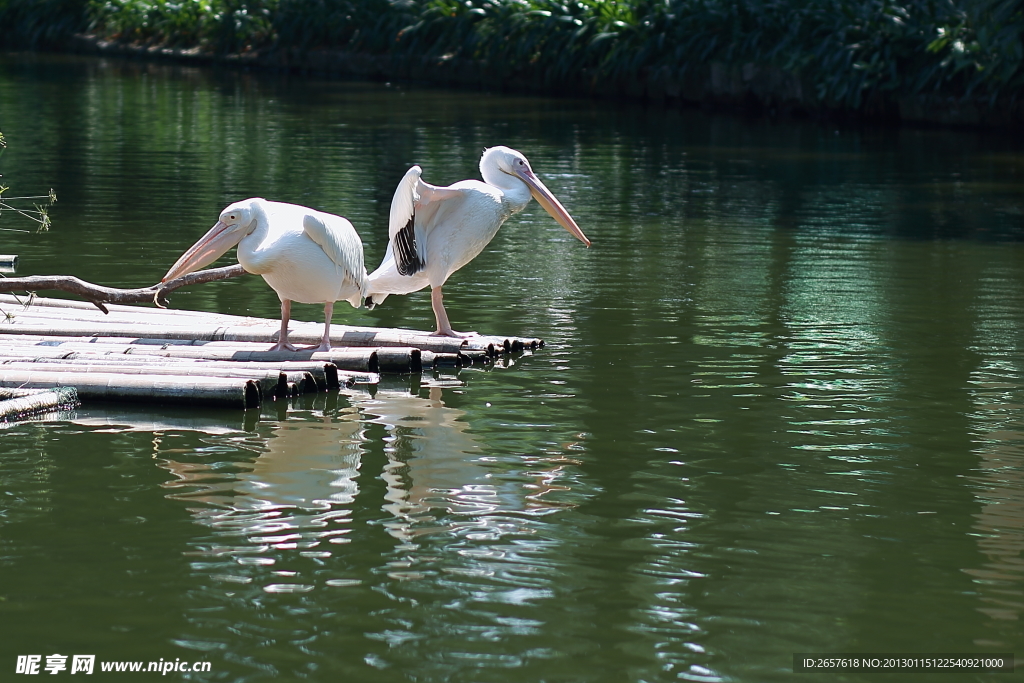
[0, 255, 17, 273]
[0, 369, 260, 409]
[0, 387, 79, 421]
[0, 293, 209, 314]
[0, 264, 250, 310]
[0, 360, 290, 400]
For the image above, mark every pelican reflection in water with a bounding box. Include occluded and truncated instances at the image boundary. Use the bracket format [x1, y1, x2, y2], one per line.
[154, 387, 579, 553]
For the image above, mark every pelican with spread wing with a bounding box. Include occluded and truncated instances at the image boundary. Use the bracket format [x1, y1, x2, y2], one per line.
[365, 146, 590, 337]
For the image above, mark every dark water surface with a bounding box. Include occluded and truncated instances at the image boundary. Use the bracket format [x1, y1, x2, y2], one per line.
[1, 53, 1023, 682]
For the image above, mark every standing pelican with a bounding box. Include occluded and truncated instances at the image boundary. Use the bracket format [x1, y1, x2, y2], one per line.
[162, 198, 368, 352]
[365, 146, 590, 337]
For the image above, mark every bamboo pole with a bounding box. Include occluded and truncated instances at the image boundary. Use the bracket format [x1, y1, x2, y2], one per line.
[0, 360, 291, 400]
[0, 294, 544, 354]
[374, 347, 420, 374]
[138, 345, 395, 373]
[459, 349, 492, 364]
[0, 354, 374, 388]
[330, 367, 383, 387]
[0, 355, 329, 396]
[0, 332, 481, 367]
[14, 356, 371, 389]
[0, 387, 57, 400]
[0, 335, 392, 372]
[0, 318, 480, 354]
[0, 333, 415, 370]
[285, 370, 319, 395]
[0, 347, 79, 360]
[0, 333, 204, 347]
[433, 353, 463, 367]
[0, 318, 526, 358]
[0, 387, 79, 421]
[0, 369, 261, 408]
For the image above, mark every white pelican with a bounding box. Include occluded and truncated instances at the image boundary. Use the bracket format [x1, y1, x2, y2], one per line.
[365, 145, 590, 337]
[162, 198, 368, 352]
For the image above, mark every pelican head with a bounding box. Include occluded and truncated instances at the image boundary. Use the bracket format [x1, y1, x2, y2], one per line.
[482, 146, 590, 247]
[162, 198, 263, 282]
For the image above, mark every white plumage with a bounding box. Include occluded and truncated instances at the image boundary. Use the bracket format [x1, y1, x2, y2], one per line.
[162, 197, 368, 351]
[366, 146, 590, 337]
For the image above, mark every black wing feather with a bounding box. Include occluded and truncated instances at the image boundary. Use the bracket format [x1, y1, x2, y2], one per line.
[394, 213, 423, 276]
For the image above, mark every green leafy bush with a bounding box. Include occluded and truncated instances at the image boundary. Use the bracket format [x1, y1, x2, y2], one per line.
[3, 0, 1022, 109]
[0, 0, 89, 46]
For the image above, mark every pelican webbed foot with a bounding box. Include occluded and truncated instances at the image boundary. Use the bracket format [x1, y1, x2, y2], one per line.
[306, 340, 332, 352]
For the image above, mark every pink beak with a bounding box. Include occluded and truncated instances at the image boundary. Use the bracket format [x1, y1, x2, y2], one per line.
[161, 220, 243, 282]
[515, 166, 590, 247]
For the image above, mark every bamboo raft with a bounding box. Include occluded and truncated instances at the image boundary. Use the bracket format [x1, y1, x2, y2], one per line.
[0, 294, 543, 410]
[0, 387, 80, 422]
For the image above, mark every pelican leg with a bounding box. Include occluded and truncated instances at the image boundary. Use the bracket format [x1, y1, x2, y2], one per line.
[430, 286, 477, 338]
[311, 301, 334, 352]
[269, 299, 299, 352]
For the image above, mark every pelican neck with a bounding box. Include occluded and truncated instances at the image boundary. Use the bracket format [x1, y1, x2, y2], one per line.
[481, 168, 532, 211]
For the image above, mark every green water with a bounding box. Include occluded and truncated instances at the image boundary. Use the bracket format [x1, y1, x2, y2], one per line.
[1, 53, 1023, 682]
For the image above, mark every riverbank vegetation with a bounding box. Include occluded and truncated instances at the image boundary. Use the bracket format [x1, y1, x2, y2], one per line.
[2, 0, 1022, 117]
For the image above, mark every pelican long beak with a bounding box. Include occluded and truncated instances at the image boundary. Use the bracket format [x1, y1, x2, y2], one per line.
[515, 167, 591, 247]
[161, 220, 242, 282]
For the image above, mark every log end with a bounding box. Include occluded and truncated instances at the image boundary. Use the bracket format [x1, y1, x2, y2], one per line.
[323, 363, 341, 390]
[243, 380, 261, 409]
